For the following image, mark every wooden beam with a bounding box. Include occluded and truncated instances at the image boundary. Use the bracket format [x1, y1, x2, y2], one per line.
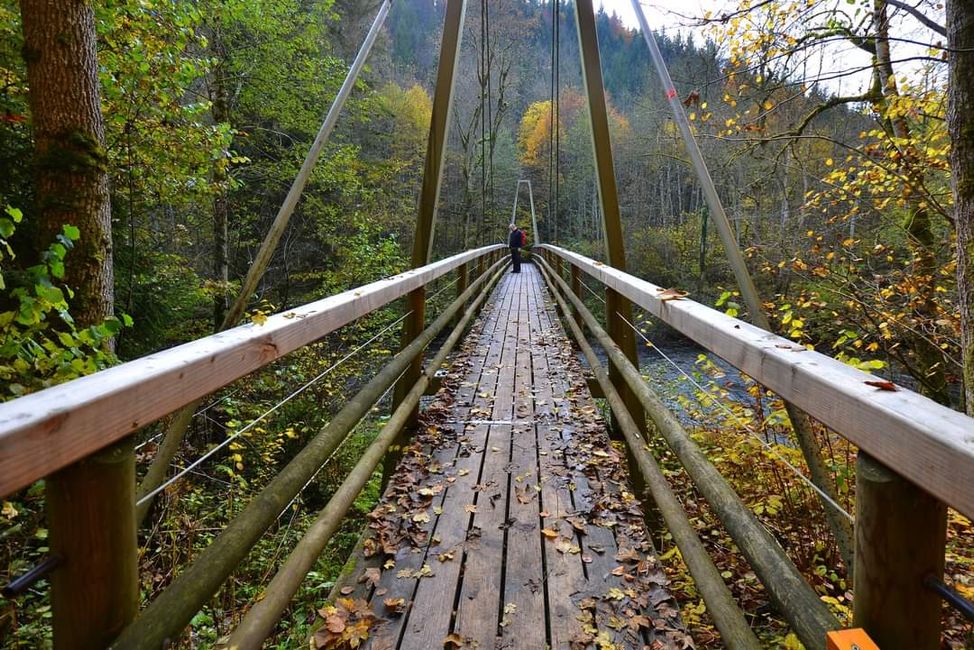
[48, 440, 137, 649]
[539, 244, 974, 519]
[573, 0, 645, 434]
[0, 245, 502, 498]
[393, 0, 468, 422]
[854, 453, 946, 649]
[110, 259, 506, 650]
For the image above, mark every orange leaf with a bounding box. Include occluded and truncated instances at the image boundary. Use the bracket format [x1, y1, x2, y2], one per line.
[864, 380, 897, 391]
[657, 288, 689, 302]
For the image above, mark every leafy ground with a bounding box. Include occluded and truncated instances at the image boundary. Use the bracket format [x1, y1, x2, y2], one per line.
[637, 355, 974, 649]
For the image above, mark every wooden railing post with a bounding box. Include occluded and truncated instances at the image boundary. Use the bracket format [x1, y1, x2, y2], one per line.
[570, 265, 582, 329]
[553, 255, 563, 280]
[47, 439, 138, 649]
[854, 452, 947, 650]
[453, 262, 468, 326]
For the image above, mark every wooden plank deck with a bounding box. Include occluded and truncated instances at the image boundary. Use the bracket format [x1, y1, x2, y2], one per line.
[348, 264, 691, 649]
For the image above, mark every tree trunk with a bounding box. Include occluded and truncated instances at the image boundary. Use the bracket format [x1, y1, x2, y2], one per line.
[22, 0, 113, 324]
[875, 0, 951, 405]
[948, 0, 974, 415]
[19, 1, 136, 646]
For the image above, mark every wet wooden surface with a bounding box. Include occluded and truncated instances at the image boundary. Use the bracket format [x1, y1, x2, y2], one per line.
[345, 264, 690, 649]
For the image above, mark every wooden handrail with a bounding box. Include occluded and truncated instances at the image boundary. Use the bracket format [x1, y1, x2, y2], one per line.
[108, 257, 508, 649]
[538, 257, 838, 648]
[538, 244, 974, 520]
[0, 245, 504, 497]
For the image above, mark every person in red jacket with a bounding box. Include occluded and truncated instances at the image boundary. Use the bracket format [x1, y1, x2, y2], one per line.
[508, 223, 524, 273]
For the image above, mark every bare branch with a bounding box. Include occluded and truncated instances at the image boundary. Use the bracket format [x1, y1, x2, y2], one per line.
[884, 0, 946, 36]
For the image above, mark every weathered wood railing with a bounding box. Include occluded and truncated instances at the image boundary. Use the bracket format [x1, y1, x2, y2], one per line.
[0, 244, 505, 649]
[536, 244, 974, 650]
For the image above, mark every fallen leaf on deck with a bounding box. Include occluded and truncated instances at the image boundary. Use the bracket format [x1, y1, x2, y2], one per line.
[360, 567, 381, 588]
[383, 597, 407, 615]
[606, 587, 626, 601]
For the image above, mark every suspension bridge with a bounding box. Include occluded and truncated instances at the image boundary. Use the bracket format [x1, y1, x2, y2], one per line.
[2, 1, 973, 649]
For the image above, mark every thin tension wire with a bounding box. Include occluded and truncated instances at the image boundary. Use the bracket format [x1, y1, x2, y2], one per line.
[277, 367, 406, 520]
[612, 308, 854, 522]
[137, 311, 412, 507]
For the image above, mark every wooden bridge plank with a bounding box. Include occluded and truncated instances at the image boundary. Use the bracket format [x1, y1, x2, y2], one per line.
[349, 264, 684, 649]
[525, 273, 588, 649]
[452, 273, 522, 645]
[393, 277, 517, 649]
[532, 275, 631, 647]
[498, 273, 547, 649]
[537, 266, 688, 648]
[366, 276, 516, 649]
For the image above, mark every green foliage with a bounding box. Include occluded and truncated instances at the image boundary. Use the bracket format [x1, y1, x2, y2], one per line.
[0, 211, 128, 399]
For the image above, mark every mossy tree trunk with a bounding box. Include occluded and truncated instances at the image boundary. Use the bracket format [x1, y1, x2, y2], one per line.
[19, 1, 137, 647]
[948, 0, 974, 415]
[21, 0, 113, 324]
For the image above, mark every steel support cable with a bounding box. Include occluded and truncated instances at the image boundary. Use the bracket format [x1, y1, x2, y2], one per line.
[256, 368, 405, 600]
[135, 391, 242, 453]
[223, 261, 510, 649]
[427, 273, 462, 302]
[629, 1, 856, 571]
[480, 0, 488, 244]
[112, 258, 509, 650]
[535, 255, 839, 647]
[485, 0, 494, 221]
[136, 311, 412, 508]
[554, 0, 563, 242]
[277, 368, 406, 521]
[614, 308, 854, 522]
[137, 0, 396, 517]
[574, 268, 851, 518]
[578, 277, 606, 303]
[547, 0, 557, 239]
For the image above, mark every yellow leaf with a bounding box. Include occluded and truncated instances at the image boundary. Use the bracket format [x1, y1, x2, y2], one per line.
[1, 501, 17, 519]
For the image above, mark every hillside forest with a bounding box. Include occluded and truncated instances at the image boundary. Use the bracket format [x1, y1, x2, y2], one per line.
[1, 0, 972, 648]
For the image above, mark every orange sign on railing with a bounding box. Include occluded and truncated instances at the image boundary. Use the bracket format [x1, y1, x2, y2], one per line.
[826, 629, 880, 650]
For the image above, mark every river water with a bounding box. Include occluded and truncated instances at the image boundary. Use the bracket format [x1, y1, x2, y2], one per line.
[579, 335, 756, 428]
